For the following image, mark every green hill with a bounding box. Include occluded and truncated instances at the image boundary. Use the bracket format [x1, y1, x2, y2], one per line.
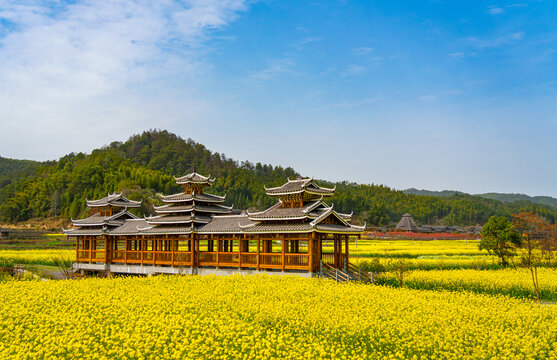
[0, 156, 41, 188]
[404, 189, 557, 209]
[1, 130, 555, 226]
[477, 193, 557, 208]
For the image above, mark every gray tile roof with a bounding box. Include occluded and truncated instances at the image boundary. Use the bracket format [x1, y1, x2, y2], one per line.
[264, 178, 335, 196]
[108, 219, 149, 235]
[248, 200, 328, 220]
[146, 214, 212, 225]
[174, 171, 214, 185]
[243, 223, 314, 233]
[86, 193, 141, 208]
[63, 228, 104, 236]
[314, 223, 366, 234]
[138, 225, 194, 235]
[71, 211, 137, 227]
[161, 192, 226, 203]
[154, 203, 231, 214]
[199, 215, 255, 233]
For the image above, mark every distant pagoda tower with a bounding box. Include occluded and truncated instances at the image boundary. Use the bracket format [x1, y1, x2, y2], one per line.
[64, 193, 141, 236]
[245, 177, 362, 236]
[396, 213, 419, 232]
[140, 166, 232, 235]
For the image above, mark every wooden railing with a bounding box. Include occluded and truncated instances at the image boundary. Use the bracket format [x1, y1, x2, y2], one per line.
[240, 253, 257, 266]
[76, 250, 105, 262]
[218, 252, 239, 266]
[284, 254, 309, 269]
[321, 253, 334, 265]
[75, 249, 320, 271]
[259, 253, 283, 269]
[199, 252, 217, 266]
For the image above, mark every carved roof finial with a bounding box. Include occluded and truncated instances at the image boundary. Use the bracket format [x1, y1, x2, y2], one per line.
[192, 163, 197, 173]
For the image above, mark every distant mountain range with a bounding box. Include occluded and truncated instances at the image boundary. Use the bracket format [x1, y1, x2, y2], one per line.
[404, 188, 557, 209]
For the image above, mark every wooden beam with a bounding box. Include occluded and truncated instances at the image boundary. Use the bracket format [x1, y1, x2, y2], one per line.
[190, 234, 194, 268]
[345, 235, 349, 266]
[256, 235, 260, 271]
[88, 238, 92, 264]
[281, 234, 285, 272]
[216, 236, 220, 269]
[308, 232, 313, 272]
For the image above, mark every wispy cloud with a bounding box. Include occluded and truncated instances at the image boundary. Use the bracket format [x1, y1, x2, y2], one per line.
[485, 3, 527, 15]
[352, 47, 373, 55]
[486, 7, 505, 15]
[0, 0, 250, 159]
[313, 96, 383, 111]
[250, 58, 296, 80]
[466, 32, 525, 49]
[342, 64, 367, 76]
[293, 36, 320, 50]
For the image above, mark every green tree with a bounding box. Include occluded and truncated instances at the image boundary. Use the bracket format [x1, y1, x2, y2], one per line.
[479, 216, 521, 267]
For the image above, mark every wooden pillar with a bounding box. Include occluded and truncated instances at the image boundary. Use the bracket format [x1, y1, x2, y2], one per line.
[281, 234, 286, 272]
[238, 235, 243, 270]
[345, 235, 349, 266]
[140, 236, 144, 265]
[88, 238, 92, 264]
[171, 238, 175, 267]
[103, 235, 109, 264]
[256, 235, 260, 271]
[75, 237, 79, 262]
[308, 232, 313, 272]
[190, 234, 194, 268]
[216, 236, 220, 269]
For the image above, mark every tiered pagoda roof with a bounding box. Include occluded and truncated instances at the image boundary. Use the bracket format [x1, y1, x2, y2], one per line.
[174, 172, 214, 186]
[64, 193, 140, 236]
[86, 193, 141, 209]
[198, 178, 364, 234]
[65, 174, 364, 236]
[265, 178, 336, 197]
[139, 168, 232, 235]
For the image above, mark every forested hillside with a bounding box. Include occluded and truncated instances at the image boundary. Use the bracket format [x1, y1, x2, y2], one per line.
[1, 130, 555, 226]
[404, 188, 557, 210]
[0, 157, 40, 188]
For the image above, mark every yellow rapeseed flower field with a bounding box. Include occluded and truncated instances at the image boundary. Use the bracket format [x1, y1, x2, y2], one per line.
[0, 275, 556, 360]
[380, 268, 557, 300]
[0, 249, 74, 266]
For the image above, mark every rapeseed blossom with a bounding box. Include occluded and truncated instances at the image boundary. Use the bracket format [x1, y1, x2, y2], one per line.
[0, 275, 555, 359]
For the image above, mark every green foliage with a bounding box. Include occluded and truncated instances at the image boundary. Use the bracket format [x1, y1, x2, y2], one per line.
[1, 130, 556, 226]
[479, 216, 522, 266]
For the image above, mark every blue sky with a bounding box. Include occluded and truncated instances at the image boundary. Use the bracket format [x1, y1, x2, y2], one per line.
[0, 1, 556, 196]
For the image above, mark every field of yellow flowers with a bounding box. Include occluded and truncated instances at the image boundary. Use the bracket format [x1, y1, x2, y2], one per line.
[379, 268, 557, 301]
[0, 275, 556, 360]
[0, 249, 74, 267]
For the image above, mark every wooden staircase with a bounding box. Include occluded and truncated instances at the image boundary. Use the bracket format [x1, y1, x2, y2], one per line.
[319, 260, 374, 283]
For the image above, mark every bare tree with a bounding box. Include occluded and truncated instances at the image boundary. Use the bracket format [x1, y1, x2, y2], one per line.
[512, 212, 547, 302]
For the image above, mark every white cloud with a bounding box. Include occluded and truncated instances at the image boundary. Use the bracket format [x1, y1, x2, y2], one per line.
[250, 58, 295, 80]
[0, 0, 250, 160]
[486, 7, 505, 15]
[352, 47, 373, 55]
[293, 36, 320, 50]
[342, 64, 367, 76]
[466, 32, 525, 49]
[448, 52, 466, 58]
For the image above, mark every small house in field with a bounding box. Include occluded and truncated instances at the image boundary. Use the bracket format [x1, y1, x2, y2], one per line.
[0, 228, 10, 239]
[65, 168, 368, 280]
[395, 213, 419, 232]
